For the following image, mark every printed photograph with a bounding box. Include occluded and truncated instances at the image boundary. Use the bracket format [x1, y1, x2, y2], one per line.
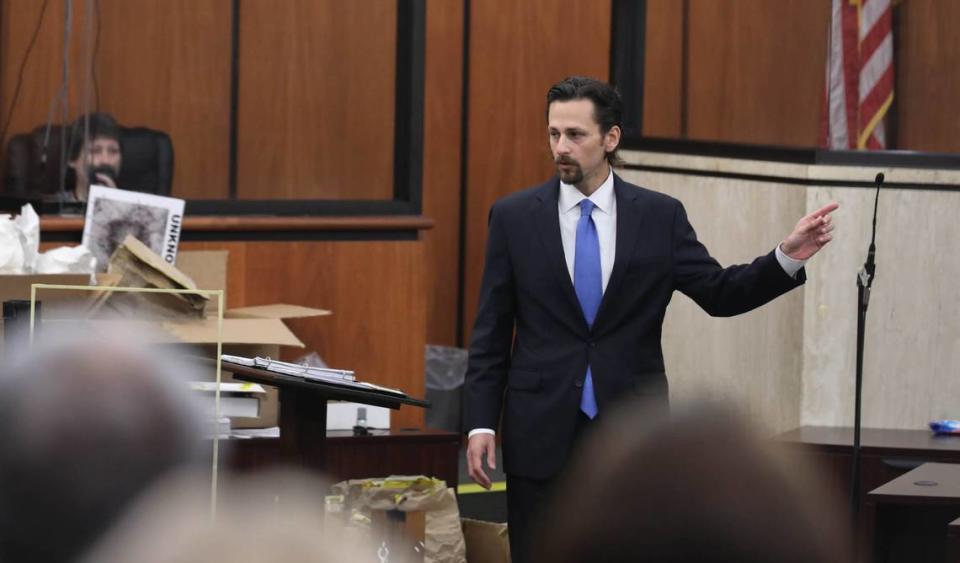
[82, 186, 185, 271]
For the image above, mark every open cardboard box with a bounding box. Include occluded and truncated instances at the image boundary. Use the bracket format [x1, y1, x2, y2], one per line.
[0, 250, 330, 428]
[152, 304, 330, 429]
[0, 273, 122, 351]
[166, 251, 331, 429]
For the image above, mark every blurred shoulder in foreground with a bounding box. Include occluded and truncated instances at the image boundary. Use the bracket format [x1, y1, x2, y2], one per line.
[534, 402, 849, 563]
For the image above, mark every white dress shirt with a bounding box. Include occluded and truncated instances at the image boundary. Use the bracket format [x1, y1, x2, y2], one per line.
[558, 170, 617, 291]
[468, 171, 805, 438]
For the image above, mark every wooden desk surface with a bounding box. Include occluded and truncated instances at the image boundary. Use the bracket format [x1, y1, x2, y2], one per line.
[776, 426, 960, 454]
[869, 463, 960, 505]
[227, 428, 461, 488]
[324, 428, 461, 443]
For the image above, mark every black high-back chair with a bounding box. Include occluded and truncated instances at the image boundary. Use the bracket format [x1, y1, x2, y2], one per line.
[2, 123, 174, 198]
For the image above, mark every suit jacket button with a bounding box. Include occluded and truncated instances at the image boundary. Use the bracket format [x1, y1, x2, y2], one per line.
[575, 378, 584, 388]
[589, 341, 597, 348]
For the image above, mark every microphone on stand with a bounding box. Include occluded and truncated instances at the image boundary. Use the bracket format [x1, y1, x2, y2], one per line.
[851, 170, 884, 551]
[861, 172, 883, 290]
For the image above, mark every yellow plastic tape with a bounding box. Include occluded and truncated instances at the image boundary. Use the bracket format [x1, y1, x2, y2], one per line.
[457, 481, 507, 495]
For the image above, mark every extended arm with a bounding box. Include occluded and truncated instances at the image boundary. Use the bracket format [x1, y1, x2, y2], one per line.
[673, 202, 837, 316]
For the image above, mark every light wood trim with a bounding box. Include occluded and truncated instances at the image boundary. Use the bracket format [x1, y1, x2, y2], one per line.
[40, 215, 434, 232]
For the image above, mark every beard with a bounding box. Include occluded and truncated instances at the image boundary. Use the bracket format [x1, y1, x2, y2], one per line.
[555, 157, 584, 185]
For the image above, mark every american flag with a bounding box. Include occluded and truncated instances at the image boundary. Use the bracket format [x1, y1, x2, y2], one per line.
[821, 0, 894, 150]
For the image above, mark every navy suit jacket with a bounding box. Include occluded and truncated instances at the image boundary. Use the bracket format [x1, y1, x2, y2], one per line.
[463, 174, 804, 479]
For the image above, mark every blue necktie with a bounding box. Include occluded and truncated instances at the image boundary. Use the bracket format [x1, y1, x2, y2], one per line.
[574, 199, 600, 419]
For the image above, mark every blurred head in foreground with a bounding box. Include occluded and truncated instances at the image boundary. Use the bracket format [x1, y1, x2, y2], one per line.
[81, 469, 376, 563]
[534, 403, 848, 563]
[0, 329, 208, 563]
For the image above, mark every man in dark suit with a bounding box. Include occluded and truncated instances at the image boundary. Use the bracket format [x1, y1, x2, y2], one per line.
[463, 76, 837, 562]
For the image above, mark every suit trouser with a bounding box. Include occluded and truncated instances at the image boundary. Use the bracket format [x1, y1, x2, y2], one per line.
[505, 473, 555, 563]
[505, 412, 595, 563]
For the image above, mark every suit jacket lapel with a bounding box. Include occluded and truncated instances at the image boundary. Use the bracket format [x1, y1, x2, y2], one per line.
[533, 179, 584, 323]
[595, 175, 643, 329]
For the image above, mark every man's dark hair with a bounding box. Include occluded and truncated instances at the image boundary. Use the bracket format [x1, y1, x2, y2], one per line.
[69, 112, 121, 161]
[546, 76, 624, 166]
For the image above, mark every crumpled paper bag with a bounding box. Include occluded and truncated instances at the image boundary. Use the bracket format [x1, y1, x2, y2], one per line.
[0, 215, 26, 273]
[0, 204, 95, 275]
[331, 475, 467, 563]
[35, 245, 98, 274]
[0, 204, 40, 273]
[15, 203, 39, 271]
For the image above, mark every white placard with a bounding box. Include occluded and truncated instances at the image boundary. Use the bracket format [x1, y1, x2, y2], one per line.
[327, 402, 391, 430]
[82, 185, 185, 270]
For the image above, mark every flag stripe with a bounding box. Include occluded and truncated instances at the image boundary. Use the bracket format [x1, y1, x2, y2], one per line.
[860, 8, 892, 58]
[841, 0, 861, 146]
[824, 0, 851, 148]
[861, 65, 894, 116]
[822, 0, 893, 150]
[859, 0, 888, 41]
[859, 33, 893, 102]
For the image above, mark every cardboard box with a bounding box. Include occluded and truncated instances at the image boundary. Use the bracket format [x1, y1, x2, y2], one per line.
[172, 254, 331, 428]
[0, 251, 331, 429]
[0, 273, 121, 353]
[172, 250, 227, 295]
[462, 518, 511, 563]
[105, 236, 209, 318]
[128, 307, 328, 429]
[0, 273, 95, 302]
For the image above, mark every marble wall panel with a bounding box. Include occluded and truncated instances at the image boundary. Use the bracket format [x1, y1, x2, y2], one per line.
[621, 150, 960, 433]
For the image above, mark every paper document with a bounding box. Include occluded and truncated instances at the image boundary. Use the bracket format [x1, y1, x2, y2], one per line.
[253, 357, 355, 381]
[220, 354, 405, 397]
[82, 185, 185, 271]
[189, 381, 265, 394]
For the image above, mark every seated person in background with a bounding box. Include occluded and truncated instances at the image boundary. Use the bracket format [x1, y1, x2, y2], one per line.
[68, 112, 123, 200]
[3, 111, 173, 200]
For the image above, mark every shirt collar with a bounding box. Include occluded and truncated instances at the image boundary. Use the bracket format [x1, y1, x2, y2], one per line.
[559, 169, 615, 214]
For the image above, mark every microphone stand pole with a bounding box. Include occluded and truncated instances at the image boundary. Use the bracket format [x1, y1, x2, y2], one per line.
[851, 172, 883, 549]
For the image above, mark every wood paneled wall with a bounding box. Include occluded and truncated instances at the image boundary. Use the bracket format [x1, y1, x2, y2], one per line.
[182, 239, 427, 430]
[0, 0, 232, 199]
[686, 0, 830, 146]
[643, 0, 831, 146]
[461, 0, 611, 342]
[0, 0, 399, 202]
[642, 0, 684, 138]
[642, 0, 960, 151]
[421, 0, 463, 346]
[896, 0, 960, 153]
[236, 0, 396, 200]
